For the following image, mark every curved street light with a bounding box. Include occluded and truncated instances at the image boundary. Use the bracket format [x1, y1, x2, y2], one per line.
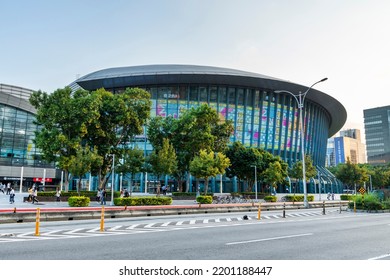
[275, 78, 328, 208]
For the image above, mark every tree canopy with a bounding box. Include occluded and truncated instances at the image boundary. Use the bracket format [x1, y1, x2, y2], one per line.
[30, 86, 151, 190]
[189, 149, 230, 194]
[147, 104, 234, 192]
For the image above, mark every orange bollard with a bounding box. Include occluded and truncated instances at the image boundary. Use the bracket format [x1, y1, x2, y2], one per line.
[100, 206, 105, 232]
[35, 208, 40, 236]
[257, 202, 261, 220]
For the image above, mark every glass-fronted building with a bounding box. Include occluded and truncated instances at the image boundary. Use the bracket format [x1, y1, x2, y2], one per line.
[364, 105, 390, 165]
[0, 84, 58, 190]
[74, 65, 347, 193]
[75, 65, 346, 166]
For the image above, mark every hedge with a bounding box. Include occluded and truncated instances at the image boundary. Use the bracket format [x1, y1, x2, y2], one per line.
[264, 195, 277, 202]
[340, 194, 355, 201]
[283, 195, 314, 202]
[68, 196, 90, 207]
[196, 195, 213, 204]
[114, 196, 172, 206]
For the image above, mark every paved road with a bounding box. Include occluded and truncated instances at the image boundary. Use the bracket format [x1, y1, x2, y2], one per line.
[1, 206, 388, 260]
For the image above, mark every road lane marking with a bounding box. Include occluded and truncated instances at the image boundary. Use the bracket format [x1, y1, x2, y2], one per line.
[226, 233, 313, 246]
[126, 224, 140, 229]
[368, 253, 390, 260]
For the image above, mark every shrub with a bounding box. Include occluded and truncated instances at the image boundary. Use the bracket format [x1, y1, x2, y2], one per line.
[340, 194, 354, 201]
[348, 194, 383, 211]
[68, 196, 90, 207]
[382, 199, 390, 210]
[284, 195, 314, 202]
[196, 195, 213, 204]
[364, 200, 383, 211]
[264, 195, 277, 202]
[172, 192, 196, 197]
[114, 196, 172, 206]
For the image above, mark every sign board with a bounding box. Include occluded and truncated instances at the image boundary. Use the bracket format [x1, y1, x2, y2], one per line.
[358, 187, 366, 195]
[33, 178, 53, 183]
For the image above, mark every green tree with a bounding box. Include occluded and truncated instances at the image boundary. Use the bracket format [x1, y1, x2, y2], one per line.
[225, 142, 287, 192]
[363, 164, 390, 189]
[189, 149, 230, 194]
[68, 145, 103, 195]
[289, 155, 317, 182]
[115, 147, 145, 196]
[335, 159, 369, 191]
[225, 142, 261, 191]
[30, 86, 151, 191]
[148, 138, 177, 195]
[148, 104, 234, 192]
[84, 87, 151, 189]
[262, 158, 289, 193]
[29, 87, 100, 191]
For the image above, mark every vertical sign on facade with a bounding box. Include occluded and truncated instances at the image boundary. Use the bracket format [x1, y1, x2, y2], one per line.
[334, 137, 345, 165]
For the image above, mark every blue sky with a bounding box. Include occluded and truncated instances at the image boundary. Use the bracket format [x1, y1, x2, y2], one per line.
[1, 0, 390, 135]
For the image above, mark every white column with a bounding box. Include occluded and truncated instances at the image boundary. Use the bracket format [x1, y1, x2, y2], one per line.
[144, 172, 148, 193]
[220, 174, 223, 194]
[61, 171, 64, 191]
[43, 169, 46, 187]
[19, 166, 24, 193]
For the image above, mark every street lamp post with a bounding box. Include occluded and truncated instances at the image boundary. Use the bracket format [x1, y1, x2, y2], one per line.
[110, 154, 115, 206]
[251, 165, 258, 201]
[275, 78, 327, 208]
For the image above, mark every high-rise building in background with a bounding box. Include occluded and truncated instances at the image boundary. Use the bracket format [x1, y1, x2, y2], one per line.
[364, 105, 390, 165]
[326, 128, 366, 167]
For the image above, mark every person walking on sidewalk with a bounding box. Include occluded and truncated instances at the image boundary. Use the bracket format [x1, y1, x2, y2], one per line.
[55, 187, 61, 202]
[32, 187, 39, 204]
[9, 187, 15, 204]
[6, 183, 11, 195]
[100, 188, 106, 205]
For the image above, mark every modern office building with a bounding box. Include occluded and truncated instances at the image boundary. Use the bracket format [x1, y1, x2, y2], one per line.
[364, 105, 390, 165]
[74, 64, 347, 193]
[0, 84, 59, 190]
[326, 129, 367, 167]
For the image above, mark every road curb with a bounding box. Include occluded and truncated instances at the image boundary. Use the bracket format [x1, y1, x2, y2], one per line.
[0, 201, 348, 224]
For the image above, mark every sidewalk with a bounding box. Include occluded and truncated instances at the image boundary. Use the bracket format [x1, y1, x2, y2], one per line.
[0, 192, 200, 210]
[0, 191, 341, 210]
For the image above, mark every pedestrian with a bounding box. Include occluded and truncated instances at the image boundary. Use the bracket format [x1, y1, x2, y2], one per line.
[123, 188, 129, 197]
[6, 183, 11, 195]
[0, 182, 4, 194]
[27, 187, 33, 202]
[96, 189, 101, 202]
[9, 187, 15, 204]
[55, 187, 61, 202]
[32, 187, 39, 204]
[327, 192, 331, 200]
[162, 185, 167, 195]
[100, 188, 106, 205]
[331, 192, 335, 200]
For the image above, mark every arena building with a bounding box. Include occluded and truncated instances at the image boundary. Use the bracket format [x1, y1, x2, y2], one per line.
[73, 65, 347, 193]
[0, 84, 58, 191]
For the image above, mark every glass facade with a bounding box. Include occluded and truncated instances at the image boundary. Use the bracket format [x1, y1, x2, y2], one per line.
[74, 65, 346, 193]
[0, 104, 52, 168]
[111, 84, 330, 167]
[364, 106, 390, 165]
[0, 84, 54, 169]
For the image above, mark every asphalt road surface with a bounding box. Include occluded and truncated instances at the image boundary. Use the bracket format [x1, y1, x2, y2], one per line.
[1, 208, 389, 260]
